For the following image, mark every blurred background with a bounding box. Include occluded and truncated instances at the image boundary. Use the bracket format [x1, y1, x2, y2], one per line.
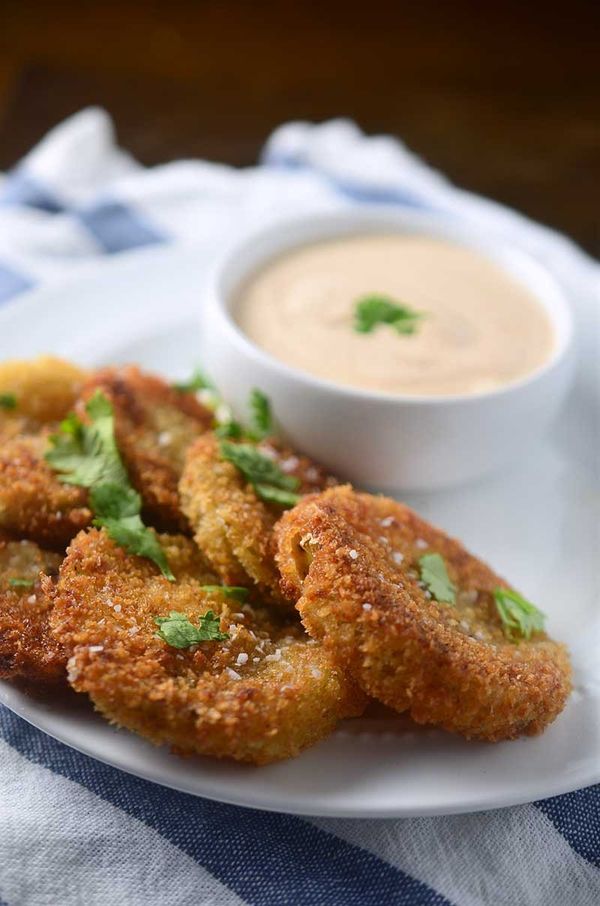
[0, 0, 597, 254]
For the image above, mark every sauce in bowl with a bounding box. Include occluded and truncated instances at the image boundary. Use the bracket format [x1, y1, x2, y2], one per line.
[233, 234, 556, 397]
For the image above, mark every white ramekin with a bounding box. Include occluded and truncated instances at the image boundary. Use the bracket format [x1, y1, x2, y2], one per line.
[199, 208, 574, 492]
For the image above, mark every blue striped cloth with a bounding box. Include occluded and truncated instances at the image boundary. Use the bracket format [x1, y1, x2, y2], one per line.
[0, 109, 598, 906]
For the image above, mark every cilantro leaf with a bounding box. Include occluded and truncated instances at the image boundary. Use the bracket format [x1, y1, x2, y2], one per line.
[215, 420, 244, 440]
[95, 513, 175, 581]
[90, 483, 141, 519]
[247, 389, 273, 441]
[8, 577, 35, 588]
[493, 588, 546, 640]
[0, 393, 17, 410]
[200, 585, 250, 602]
[219, 440, 300, 508]
[418, 552, 456, 604]
[45, 391, 128, 488]
[172, 369, 215, 393]
[354, 295, 424, 336]
[219, 441, 299, 491]
[46, 392, 174, 580]
[154, 610, 229, 648]
[254, 484, 301, 507]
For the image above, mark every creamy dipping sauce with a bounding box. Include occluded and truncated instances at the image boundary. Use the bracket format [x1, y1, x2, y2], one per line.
[233, 235, 556, 397]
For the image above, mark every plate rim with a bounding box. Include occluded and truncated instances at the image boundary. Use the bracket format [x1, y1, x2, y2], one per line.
[0, 245, 597, 818]
[2, 681, 598, 818]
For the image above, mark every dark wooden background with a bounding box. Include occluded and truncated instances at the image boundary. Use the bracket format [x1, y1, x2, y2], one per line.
[0, 0, 597, 254]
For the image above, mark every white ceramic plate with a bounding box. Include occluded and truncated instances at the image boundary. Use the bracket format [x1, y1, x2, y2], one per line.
[0, 244, 598, 818]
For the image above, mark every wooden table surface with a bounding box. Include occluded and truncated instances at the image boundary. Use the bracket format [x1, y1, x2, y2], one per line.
[0, 0, 597, 254]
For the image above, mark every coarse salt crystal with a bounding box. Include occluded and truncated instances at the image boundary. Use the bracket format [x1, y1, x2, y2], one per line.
[236, 652, 249, 666]
[233, 613, 245, 620]
[380, 516, 395, 527]
[310, 667, 323, 679]
[253, 657, 260, 664]
[416, 538, 428, 549]
[157, 431, 172, 447]
[27, 594, 37, 604]
[226, 667, 241, 680]
[348, 549, 359, 560]
[392, 551, 404, 564]
[89, 645, 104, 653]
[113, 603, 122, 613]
[265, 649, 282, 662]
[281, 456, 299, 472]
[128, 626, 140, 635]
[362, 602, 372, 611]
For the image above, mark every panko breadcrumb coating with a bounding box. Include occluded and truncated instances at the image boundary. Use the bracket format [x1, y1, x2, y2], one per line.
[179, 433, 337, 605]
[275, 486, 571, 742]
[0, 532, 65, 684]
[50, 529, 365, 764]
[0, 428, 92, 548]
[0, 358, 93, 548]
[79, 366, 213, 533]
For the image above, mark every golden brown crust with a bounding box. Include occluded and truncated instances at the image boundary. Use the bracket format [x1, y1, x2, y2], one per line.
[0, 357, 93, 547]
[0, 356, 88, 426]
[0, 424, 92, 549]
[275, 486, 572, 742]
[0, 532, 65, 684]
[80, 366, 213, 533]
[179, 433, 336, 605]
[50, 529, 365, 765]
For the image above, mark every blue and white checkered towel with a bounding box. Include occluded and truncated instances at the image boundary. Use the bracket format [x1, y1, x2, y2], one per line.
[0, 109, 598, 906]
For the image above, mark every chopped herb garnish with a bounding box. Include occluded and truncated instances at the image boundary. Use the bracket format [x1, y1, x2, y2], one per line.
[45, 392, 174, 580]
[0, 393, 17, 410]
[173, 369, 275, 444]
[172, 369, 215, 394]
[45, 393, 129, 488]
[219, 440, 301, 508]
[200, 585, 250, 602]
[418, 552, 456, 604]
[247, 388, 273, 441]
[215, 420, 244, 440]
[354, 295, 424, 336]
[8, 577, 35, 589]
[493, 588, 546, 641]
[253, 484, 302, 507]
[154, 610, 229, 648]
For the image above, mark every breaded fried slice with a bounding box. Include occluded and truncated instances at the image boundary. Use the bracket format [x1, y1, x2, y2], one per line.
[0, 532, 65, 684]
[275, 486, 572, 742]
[179, 433, 336, 604]
[79, 366, 213, 533]
[0, 358, 92, 548]
[50, 529, 365, 765]
[0, 355, 88, 425]
[0, 425, 91, 548]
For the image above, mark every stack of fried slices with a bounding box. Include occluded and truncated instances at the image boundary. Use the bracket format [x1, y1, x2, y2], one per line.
[0, 358, 571, 764]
